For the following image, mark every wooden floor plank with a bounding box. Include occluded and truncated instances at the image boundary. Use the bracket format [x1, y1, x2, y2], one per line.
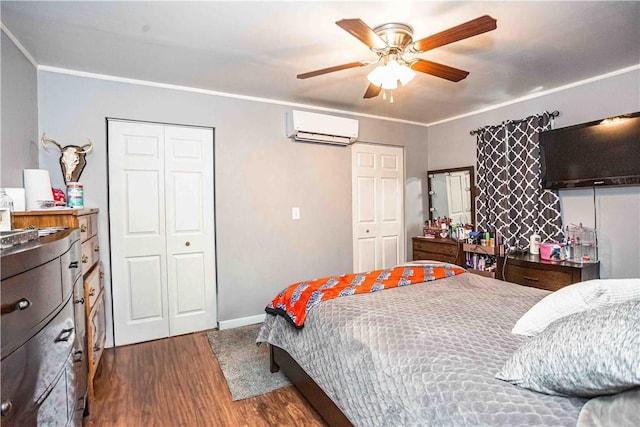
[85, 331, 326, 427]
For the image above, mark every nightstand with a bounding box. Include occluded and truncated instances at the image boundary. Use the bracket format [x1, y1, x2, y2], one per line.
[412, 236, 464, 266]
[497, 252, 599, 291]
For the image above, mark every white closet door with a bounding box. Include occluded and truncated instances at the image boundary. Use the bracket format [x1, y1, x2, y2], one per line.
[109, 121, 216, 346]
[352, 143, 405, 272]
[164, 126, 216, 336]
[109, 121, 169, 346]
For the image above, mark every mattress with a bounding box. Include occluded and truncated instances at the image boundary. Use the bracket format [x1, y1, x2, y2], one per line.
[257, 271, 587, 426]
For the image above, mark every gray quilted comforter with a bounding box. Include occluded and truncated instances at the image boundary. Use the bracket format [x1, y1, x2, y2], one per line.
[257, 271, 587, 426]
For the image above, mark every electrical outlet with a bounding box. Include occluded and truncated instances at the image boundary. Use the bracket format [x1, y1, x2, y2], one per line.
[292, 207, 301, 220]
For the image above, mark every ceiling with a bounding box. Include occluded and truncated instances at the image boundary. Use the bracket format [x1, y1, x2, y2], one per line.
[2, 1, 639, 125]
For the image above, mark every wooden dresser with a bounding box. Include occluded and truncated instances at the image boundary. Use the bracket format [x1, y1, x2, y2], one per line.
[13, 209, 106, 403]
[1, 229, 87, 426]
[412, 236, 464, 266]
[497, 252, 600, 291]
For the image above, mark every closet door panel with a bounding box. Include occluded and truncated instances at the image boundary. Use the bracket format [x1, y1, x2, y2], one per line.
[164, 126, 217, 336]
[109, 121, 170, 346]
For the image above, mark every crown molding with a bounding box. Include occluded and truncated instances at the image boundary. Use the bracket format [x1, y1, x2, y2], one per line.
[3, 22, 637, 129]
[1, 22, 38, 68]
[426, 64, 640, 127]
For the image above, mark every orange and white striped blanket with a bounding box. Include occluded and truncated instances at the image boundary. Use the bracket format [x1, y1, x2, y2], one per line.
[265, 264, 466, 328]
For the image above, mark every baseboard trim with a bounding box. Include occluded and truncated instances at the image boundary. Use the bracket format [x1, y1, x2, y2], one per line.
[218, 314, 266, 330]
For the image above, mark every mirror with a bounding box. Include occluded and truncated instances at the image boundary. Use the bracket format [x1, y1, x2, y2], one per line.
[427, 166, 475, 226]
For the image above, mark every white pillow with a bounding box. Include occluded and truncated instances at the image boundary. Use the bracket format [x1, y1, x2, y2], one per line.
[512, 278, 640, 336]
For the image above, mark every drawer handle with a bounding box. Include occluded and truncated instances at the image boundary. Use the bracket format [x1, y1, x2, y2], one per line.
[73, 350, 83, 363]
[55, 327, 74, 343]
[82, 254, 89, 264]
[16, 299, 30, 310]
[80, 224, 87, 233]
[89, 288, 95, 297]
[94, 245, 100, 252]
[1, 400, 12, 417]
[1, 298, 31, 315]
[74, 297, 85, 305]
[99, 271, 104, 279]
[523, 276, 540, 282]
[69, 260, 79, 269]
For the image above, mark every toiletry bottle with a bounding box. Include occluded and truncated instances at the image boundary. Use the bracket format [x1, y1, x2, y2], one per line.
[0, 188, 14, 231]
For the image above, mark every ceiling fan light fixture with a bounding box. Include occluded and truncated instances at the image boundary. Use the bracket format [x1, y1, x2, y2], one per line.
[367, 60, 416, 89]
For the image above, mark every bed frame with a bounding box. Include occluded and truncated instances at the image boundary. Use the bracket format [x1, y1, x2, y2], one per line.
[270, 345, 352, 427]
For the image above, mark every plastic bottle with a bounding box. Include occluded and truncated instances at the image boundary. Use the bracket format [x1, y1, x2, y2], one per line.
[0, 188, 14, 231]
[529, 232, 541, 254]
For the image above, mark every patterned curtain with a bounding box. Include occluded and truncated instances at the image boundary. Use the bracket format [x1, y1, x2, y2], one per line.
[476, 112, 563, 250]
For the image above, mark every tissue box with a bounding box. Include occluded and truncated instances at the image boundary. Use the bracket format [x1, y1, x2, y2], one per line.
[540, 242, 567, 261]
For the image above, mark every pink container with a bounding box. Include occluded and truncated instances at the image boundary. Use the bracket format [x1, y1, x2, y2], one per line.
[540, 242, 566, 261]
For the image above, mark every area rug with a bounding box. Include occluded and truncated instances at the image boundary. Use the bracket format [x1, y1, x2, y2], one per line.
[207, 323, 291, 401]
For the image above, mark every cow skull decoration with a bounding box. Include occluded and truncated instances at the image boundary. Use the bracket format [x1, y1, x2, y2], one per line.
[41, 133, 94, 184]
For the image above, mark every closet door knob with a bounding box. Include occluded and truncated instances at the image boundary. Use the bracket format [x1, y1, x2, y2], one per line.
[185, 241, 191, 247]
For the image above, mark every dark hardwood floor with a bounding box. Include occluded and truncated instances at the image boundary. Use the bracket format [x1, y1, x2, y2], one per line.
[84, 331, 326, 427]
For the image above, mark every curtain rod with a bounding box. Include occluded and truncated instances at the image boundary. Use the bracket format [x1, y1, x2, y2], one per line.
[469, 110, 560, 136]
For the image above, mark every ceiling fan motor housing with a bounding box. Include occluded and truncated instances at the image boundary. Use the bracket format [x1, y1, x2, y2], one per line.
[372, 23, 414, 54]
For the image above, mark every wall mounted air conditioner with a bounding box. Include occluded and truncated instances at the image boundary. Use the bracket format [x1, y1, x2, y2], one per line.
[286, 110, 359, 146]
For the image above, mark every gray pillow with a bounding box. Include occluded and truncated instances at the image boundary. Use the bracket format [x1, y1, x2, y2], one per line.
[496, 300, 640, 397]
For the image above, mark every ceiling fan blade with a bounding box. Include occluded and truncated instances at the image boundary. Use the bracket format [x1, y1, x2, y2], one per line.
[336, 19, 388, 50]
[412, 15, 497, 52]
[410, 59, 469, 82]
[363, 83, 382, 99]
[297, 61, 368, 79]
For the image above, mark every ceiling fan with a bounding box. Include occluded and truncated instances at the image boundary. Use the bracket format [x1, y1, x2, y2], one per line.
[297, 15, 497, 101]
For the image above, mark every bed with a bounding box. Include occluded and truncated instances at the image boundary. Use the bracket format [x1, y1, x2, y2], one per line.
[257, 265, 640, 427]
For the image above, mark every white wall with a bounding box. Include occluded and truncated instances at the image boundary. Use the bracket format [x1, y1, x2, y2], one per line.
[1, 31, 38, 187]
[427, 69, 640, 279]
[37, 71, 428, 345]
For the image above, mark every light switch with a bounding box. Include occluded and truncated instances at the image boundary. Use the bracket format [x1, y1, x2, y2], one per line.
[292, 207, 301, 220]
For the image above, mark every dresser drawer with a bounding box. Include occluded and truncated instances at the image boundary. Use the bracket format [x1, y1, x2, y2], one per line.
[504, 264, 573, 291]
[89, 291, 106, 372]
[413, 250, 457, 263]
[89, 214, 98, 239]
[60, 240, 82, 299]
[78, 215, 90, 242]
[0, 298, 74, 424]
[37, 363, 71, 427]
[85, 265, 102, 309]
[413, 240, 457, 256]
[80, 235, 99, 274]
[1, 259, 63, 356]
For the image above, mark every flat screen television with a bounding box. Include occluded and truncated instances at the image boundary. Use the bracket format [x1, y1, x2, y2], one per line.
[540, 112, 640, 189]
